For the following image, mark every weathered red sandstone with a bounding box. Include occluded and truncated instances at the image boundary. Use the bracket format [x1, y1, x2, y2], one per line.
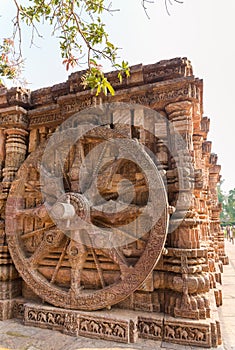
[0, 58, 227, 347]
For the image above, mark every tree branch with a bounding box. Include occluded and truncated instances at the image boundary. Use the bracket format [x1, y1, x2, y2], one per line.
[142, 0, 154, 19]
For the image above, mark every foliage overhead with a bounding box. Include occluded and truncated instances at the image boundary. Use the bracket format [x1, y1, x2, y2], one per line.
[0, 0, 183, 94]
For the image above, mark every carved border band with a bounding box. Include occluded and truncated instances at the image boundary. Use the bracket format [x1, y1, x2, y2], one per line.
[22, 303, 212, 346]
[163, 321, 210, 347]
[24, 304, 130, 343]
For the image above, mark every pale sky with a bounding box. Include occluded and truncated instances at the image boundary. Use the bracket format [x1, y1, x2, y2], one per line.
[1, 0, 235, 194]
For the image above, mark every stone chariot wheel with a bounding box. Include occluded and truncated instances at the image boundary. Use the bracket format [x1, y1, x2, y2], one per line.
[5, 122, 169, 311]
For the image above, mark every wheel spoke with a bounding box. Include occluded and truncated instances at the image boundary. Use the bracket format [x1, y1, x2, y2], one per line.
[67, 238, 88, 295]
[50, 237, 70, 284]
[85, 232, 105, 289]
[28, 230, 64, 266]
[21, 224, 55, 240]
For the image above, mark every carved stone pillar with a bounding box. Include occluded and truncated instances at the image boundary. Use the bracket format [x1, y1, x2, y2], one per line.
[2, 128, 28, 186]
[160, 100, 211, 320]
[199, 118, 227, 306]
[0, 105, 29, 320]
[165, 101, 196, 249]
[0, 106, 28, 191]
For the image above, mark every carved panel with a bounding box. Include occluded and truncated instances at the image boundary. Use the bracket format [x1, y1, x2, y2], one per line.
[29, 112, 61, 127]
[12, 299, 25, 319]
[129, 83, 199, 108]
[24, 304, 66, 331]
[78, 315, 129, 343]
[59, 96, 93, 116]
[138, 317, 163, 340]
[0, 109, 28, 129]
[163, 321, 210, 347]
[24, 304, 130, 343]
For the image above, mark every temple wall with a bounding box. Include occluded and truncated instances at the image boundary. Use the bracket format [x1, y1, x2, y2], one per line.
[0, 57, 228, 347]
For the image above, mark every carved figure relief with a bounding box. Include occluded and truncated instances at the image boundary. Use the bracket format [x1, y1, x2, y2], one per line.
[164, 323, 207, 344]
[138, 319, 162, 340]
[78, 316, 128, 342]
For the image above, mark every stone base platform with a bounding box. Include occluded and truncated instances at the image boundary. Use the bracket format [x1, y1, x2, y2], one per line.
[8, 299, 221, 348]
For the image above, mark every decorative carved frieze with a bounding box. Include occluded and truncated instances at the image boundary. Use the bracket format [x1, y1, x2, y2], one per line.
[138, 317, 162, 340]
[58, 95, 93, 117]
[164, 321, 210, 347]
[16, 302, 221, 347]
[127, 82, 200, 108]
[28, 106, 60, 127]
[78, 315, 129, 342]
[0, 106, 28, 129]
[25, 304, 131, 343]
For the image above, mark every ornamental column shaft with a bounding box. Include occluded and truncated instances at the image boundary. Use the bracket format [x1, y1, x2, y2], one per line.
[160, 100, 211, 321]
[2, 128, 28, 186]
[0, 100, 29, 320]
[165, 101, 197, 249]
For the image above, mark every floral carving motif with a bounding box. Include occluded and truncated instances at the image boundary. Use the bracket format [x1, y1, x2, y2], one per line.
[13, 302, 24, 319]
